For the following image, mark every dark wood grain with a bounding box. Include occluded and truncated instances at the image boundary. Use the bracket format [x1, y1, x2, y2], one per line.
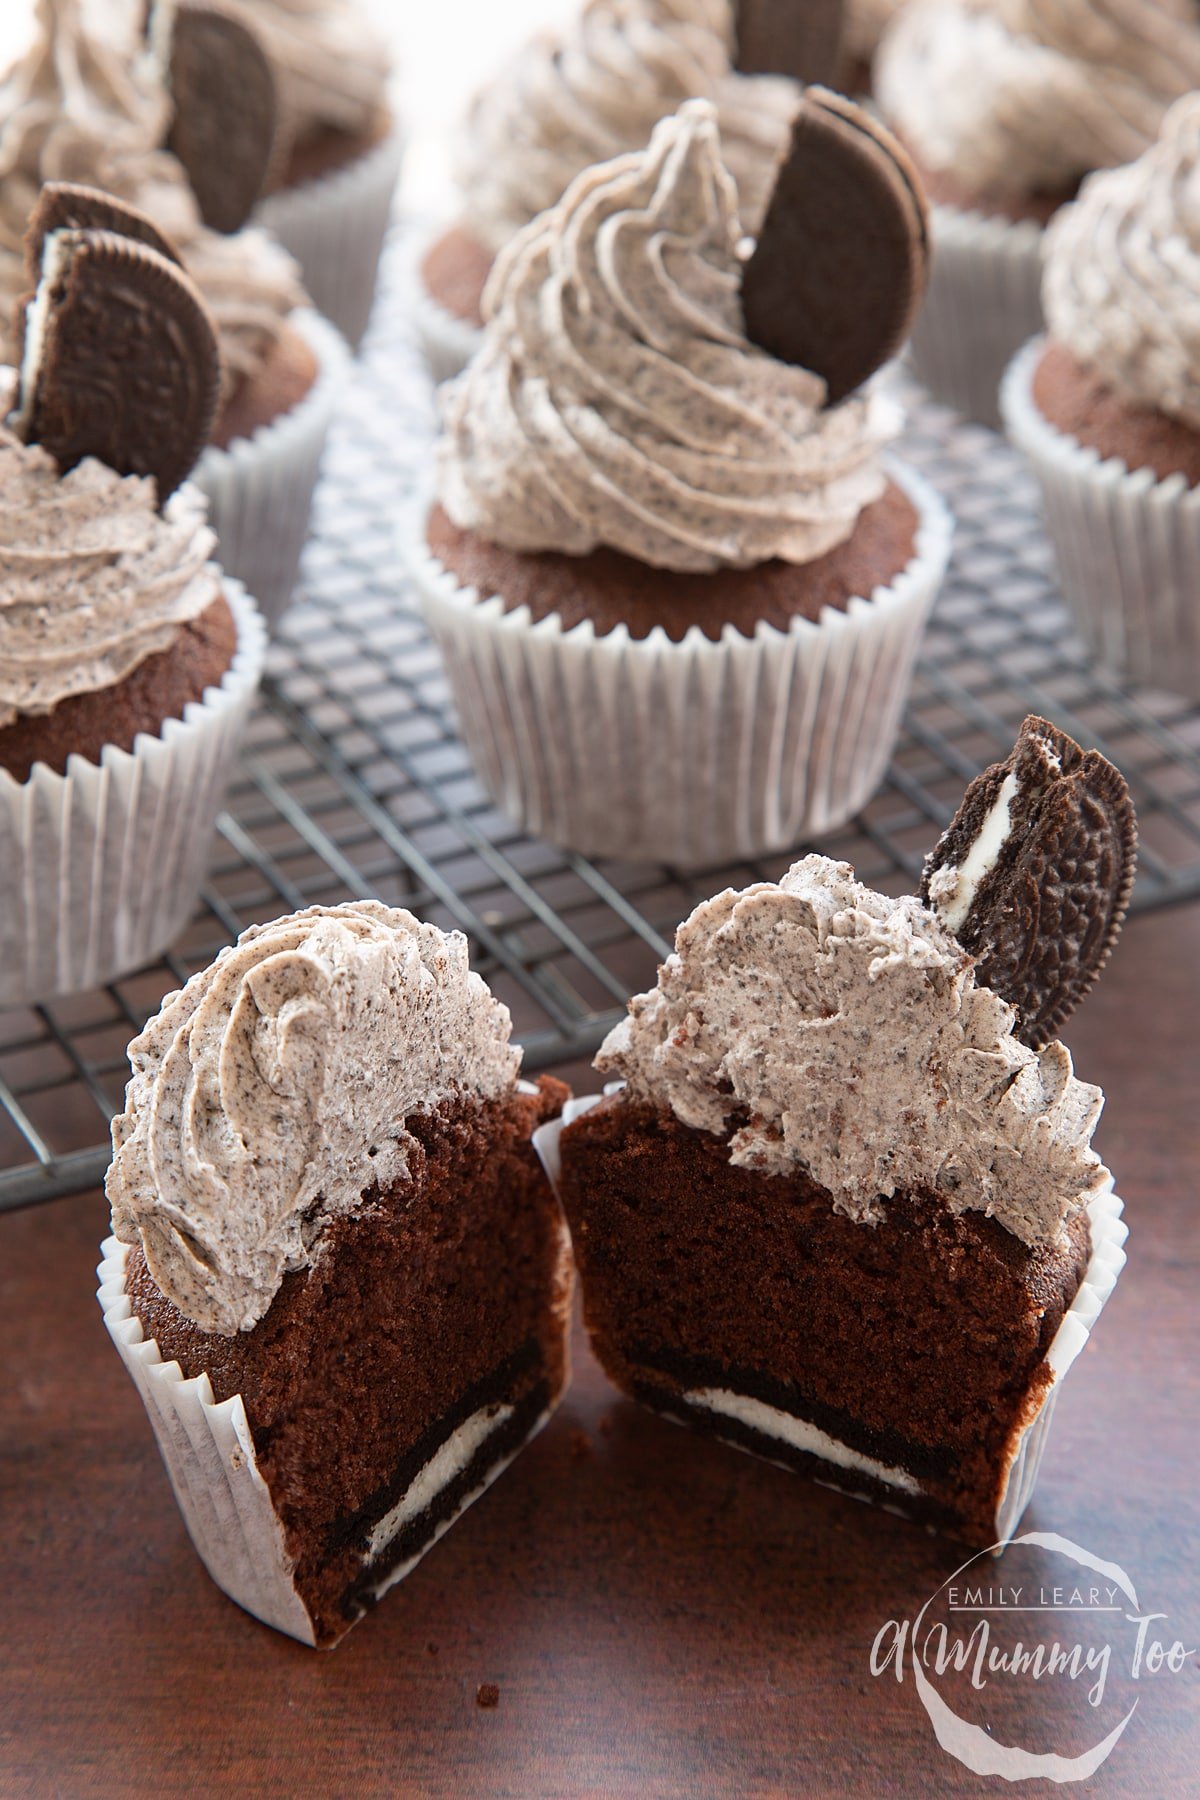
[1, 906, 1197, 1799]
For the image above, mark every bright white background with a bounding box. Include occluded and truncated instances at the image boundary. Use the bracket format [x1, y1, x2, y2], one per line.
[0, 0, 578, 212]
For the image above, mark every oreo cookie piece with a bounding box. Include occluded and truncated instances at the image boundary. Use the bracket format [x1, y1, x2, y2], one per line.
[740, 87, 929, 404]
[921, 716, 1137, 1050]
[733, 0, 844, 86]
[12, 220, 220, 502]
[24, 184, 182, 279]
[164, 1, 277, 234]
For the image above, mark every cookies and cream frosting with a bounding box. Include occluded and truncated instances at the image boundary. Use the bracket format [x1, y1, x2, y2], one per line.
[876, 0, 1200, 201]
[1043, 93, 1200, 429]
[0, 413, 218, 728]
[457, 0, 799, 252]
[107, 903, 522, 1337]
[0, 0, 306, 392]
[597, 854, 1107, 1247]
[437, 103, 895, 574]
[196, 0, 391, 157]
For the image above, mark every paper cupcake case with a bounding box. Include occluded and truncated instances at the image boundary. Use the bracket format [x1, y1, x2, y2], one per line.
[96, 1197, 575, 1648]
[533, 1095, 1128, 1549]
[255, 128, 405, 350]
[407, 462, 953, 868]
[194, 308, 348, 632]
[0, 580, 266, 1008]
[411, 276, 484, 385]
[1002, 338, 1200, 699]
[907, 205, 1044, 430]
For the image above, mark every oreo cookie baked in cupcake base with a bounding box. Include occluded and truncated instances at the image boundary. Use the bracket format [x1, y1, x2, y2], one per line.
[410, 461, 951, 866]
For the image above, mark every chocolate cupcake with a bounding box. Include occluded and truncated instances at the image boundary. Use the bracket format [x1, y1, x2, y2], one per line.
[0, 199, 265, 1004]
[99, 902, 572, 1647]
[876, 0, 1200, 425]
[414, 0, 804, 382]
[540, 718, 1134, 1547]
[408, 98, 951, 865]
[1002, 94, 1200, 696]
[0, 0, 347, 625]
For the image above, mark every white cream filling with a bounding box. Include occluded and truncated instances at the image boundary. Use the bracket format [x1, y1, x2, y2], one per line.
[929, 769, 1020, 934]
[365, 1401, 514, 1564]
[11, 228, 73, 435]
[685, 1387, 923, 1496]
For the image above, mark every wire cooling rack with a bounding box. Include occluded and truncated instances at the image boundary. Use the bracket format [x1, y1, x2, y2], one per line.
[3, 234, 1200, 1211]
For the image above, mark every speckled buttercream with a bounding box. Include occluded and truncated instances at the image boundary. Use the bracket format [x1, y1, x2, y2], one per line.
[437, 103, 896, 573]
[1043, 93, 1200, 429]
[0, 0, 306, 393]
[876, 0, 1200, 200]
[107, 903, 522, 1336]
[597, 855, 1108, 1246]
[0, 414, 218, 727]
[457, 0, 799, 251]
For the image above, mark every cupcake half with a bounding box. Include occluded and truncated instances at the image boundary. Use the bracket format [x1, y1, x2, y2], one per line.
[1002, 95, 1200, 698]
[541, 718, 1135, 1547]
[415, 0, 805, 382]
[100, 902, 572, 1647]
[0, 188, 265, 1004]
[409, 96, 951, 866]
[0, 3, 345, 627]
[876, 0, 1200, 426]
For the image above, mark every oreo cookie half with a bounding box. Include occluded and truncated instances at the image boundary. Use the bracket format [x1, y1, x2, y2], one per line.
[24, 183, 182, 281]
[11, 215, 220, 503]
[733, 0, 844, 86]
[740, 87, 929, 404]
[164, 1, 278, 234]
[921, 716, 1138, 1050]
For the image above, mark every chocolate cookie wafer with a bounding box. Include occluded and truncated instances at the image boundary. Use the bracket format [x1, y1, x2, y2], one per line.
[24, 184, 182, 278]
[733, 0, 845, 87]
[10, 191, 220, 503]
[163, 1, 278, 234]
[741, 86, 929, 404]
[922, 716, 1137, 1049]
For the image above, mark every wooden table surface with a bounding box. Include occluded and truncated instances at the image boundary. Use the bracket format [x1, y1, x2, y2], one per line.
[2, 903, 1197, 1800]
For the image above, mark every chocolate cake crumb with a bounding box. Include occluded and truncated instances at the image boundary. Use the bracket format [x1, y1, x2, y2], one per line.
[476, 1683, 500, 1709]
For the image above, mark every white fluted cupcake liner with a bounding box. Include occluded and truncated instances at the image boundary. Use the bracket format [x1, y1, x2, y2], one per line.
[255, 129, 404, 349]
[907, 205, 1044, 429]
[412, 277, 484, 385]
[534, 1094, 1127, 1548]
[407, 462, 953, 867]
[0, 579, 265, 1007]
[96, 1192, 575, 1647]
[1002, 337, 1200, 698]
[193, 309, 347, 631]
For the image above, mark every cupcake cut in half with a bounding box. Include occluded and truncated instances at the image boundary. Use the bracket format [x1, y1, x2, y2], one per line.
[412, 95, 951, 867]
[1002, 93, 1200, 697]
[415, 0, 821, 382]
[875, 0, 1200, 424]
[0, 184, 266, 1002]
[100, 902, 573, 1648]
[548, 718, 1135, 1547]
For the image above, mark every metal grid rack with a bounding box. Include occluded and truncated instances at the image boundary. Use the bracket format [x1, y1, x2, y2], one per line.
[4, 233, 1200, 1211]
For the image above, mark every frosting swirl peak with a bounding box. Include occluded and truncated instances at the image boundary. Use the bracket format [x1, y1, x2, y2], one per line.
[0, 411, 217, 729]
[597, 855, 1107, 1246]
[876, 0, 1200, 201]
[1043, 93, 1200, 428]
[107, 903, 522, 1336]
[437, 102, 895, 573]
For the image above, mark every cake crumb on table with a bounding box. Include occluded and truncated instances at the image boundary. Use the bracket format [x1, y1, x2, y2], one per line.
[476, 1683, 500, 1709]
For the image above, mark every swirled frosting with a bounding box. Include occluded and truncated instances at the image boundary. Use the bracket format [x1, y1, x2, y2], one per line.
[0, 0, 306, 391]
[0, 412, 218, 728]
[457, 0, 799, 252]
[205, 0, 390, 158]
[597, 855, 1108, 1247]
[843, 0, 906, 69]
[107, 902, 523, 1336]
[437, 103, 895, 573]
[1043, 93, 1200, 428]
[876, 0, 1200, 201]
